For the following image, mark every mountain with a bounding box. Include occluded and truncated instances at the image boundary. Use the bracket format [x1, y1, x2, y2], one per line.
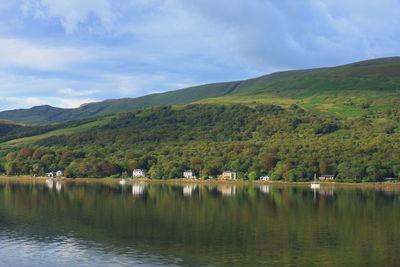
[1, 57, 400, 181]
[0, 82, 244, 124]
[1, 57, 400, 124]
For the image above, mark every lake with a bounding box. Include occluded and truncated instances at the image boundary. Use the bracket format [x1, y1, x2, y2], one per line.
[0, 181, 400, 266]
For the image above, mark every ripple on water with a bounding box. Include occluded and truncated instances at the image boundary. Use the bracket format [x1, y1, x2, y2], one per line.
[0, 231, 181, 266]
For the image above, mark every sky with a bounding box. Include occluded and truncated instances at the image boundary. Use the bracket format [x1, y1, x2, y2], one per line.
[0, 0, 399, 111]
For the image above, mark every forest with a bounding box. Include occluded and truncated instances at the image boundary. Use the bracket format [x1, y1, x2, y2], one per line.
[1, 103, 400, 182]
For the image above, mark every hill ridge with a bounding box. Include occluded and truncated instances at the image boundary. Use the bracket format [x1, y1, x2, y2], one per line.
[1, 56, 399, 124]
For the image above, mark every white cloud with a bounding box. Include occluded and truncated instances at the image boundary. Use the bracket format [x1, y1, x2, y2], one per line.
[0, 97, 48, 110]
[103, 73, 197, 97]
[0, 96, 96, 111]
[0, 72, 101, 97]
[0, 0, 399, 111]
[55, 97, 97, 108]
[178, 0, 400, 68]
[0, 38, 95, 70]
[59, 88, 98, 97]
[21, 0, 118, 33]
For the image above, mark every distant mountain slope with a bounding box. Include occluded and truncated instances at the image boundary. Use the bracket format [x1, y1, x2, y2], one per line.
[1, 57, 399, 124]
[0, 81, 243, 124]
[232, 58, 400, 97]
[197, 57, 400, 117]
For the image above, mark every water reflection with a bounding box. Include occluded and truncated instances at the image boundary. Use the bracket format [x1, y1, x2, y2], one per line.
[217, 185, 236, 197]
[259, 185, 270, 194]
[319, 188, 334, 197]
[45, 179, 53, 190]
[1, 181, 400, 266]
[182, 185, 197, 197]
[132, 184, 146, 196]
[55, 182, 63, 192]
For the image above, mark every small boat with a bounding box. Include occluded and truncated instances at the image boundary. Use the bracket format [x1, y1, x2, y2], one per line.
[310, 173, 320, 189]
[119, 179, 128, 185]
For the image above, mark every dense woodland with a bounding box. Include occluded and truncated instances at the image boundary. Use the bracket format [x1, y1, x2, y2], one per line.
[1, 103, 400, 182]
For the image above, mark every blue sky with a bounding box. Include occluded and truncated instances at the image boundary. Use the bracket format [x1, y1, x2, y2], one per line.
[0, 0, 399, 110]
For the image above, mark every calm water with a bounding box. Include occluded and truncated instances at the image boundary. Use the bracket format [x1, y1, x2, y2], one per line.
[0, 181, 400, 266]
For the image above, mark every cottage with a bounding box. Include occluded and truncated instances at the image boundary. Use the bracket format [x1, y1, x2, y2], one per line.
[132, 169, 146, 178]
[260, 175, 270, 181]
[56, 170, 63, 177]
[319, 174, 335, 181]
[46, 172, 55, 178]
[183, 170, 196, 179]
[218, 171, 237, 180]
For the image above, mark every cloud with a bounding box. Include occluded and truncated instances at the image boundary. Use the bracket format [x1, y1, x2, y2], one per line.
[0, 38, 95, 70]
[21, 0, 118, 33]
[0, 0, 399, 111]
[0, 96, 97, 111]
[59, 88, 98, 97]
[174, 0, 399, 69]
[55, 97, 97, 108]
[0, 97, 48, 110]
[103, 73, 197, 97]
[17, 0, 400, 71]
[0, 72, 99, 97]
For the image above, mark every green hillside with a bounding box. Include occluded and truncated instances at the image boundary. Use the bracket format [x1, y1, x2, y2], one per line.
[0, 81, 242, 124]
[198, 57, 400, 117]
[1, 103, 400, 181]
[1, 57, 400, 182]
[1, 57, 399, 124]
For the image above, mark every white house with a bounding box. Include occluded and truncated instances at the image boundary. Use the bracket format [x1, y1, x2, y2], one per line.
[183, 170, 196, 179]
[47, 170, 63, 178]
[260, 175, 270, 181]
[319, 174, 335, 181]
[219, 171, 237, 180]
[132, 169, 146, 178]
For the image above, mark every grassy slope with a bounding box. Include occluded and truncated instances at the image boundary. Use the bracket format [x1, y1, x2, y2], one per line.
[197, 57, 400, 117]
[0, 82, 242, 124]
[0, 57, 399, 124]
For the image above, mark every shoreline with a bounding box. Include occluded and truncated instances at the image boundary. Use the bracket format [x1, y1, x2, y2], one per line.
[1, 176, 400, 188]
